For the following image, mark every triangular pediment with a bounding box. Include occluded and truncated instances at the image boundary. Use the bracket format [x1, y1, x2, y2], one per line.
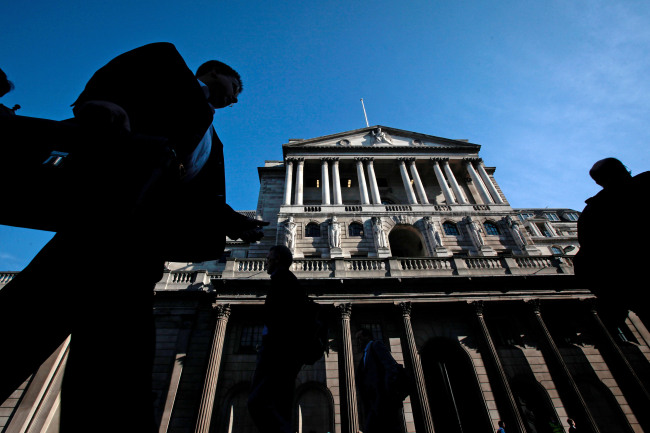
[283, 125, 480, 151]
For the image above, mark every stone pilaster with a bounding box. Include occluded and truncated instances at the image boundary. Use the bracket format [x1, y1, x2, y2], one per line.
[409, 160, 429, 204]
[336, 303, 359, 433]
[527, 300, 600, 433]
[398, 302, 435, 433]
[194, 304, 231, 433]
[471, 301, 526, 433]
[431, 158, 456, 204]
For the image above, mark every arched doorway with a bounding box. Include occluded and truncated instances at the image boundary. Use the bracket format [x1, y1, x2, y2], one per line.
[511, 376, 561, 433]
[421, 338, 491, 433]
[293, 383, 334, 433]
[388, 225, 426, 257]
[219, 383, 256, 433]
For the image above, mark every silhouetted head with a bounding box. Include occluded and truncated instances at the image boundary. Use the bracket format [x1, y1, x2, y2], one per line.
[195, 60, 242, 109]
[499, 421, 506, 428]
[0, 68, 14, 97]
[266, 245, 293, 275]
[567, 418, 575, 427]
[589, 158, 631, 188]
[355, 328, 373, 349]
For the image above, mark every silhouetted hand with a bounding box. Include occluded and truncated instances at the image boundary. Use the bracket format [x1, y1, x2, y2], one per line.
[73, 100, 131, 133]
[226, 217, 270, 242]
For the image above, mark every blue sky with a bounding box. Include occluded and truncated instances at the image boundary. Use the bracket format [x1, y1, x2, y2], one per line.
[1, 0, 649, 271]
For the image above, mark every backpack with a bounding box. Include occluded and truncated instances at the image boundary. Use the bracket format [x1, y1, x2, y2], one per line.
[300, 299, 329, 365]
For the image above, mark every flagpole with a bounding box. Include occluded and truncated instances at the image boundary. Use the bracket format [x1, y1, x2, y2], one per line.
[360, 98, 369, 127]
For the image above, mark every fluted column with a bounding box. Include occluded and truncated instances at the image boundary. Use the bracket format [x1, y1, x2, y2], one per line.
[194, 304, 231, 433]
[465, 159, 493, 204]
[432, 158, 456, 204]
[442, 160, 468, 204]
[398, 302, 435, 433]
[332, 158, 342, 205]
[476, 159, 504, 204]
[355, 158, 370, 205]
[321, 158, 331, 205]
[409, 160, 429, 204]
[398, 158, 418, 204]
[337, 303, 359, 433]
[527, 300, 600, 433]
[283, 159, 294, 205]
[366, 158, 382, 204]
[294, 158, 305, 206]
[472, 301, 526, 433]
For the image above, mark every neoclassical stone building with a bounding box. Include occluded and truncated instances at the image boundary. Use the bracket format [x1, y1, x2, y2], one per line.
[2, 126, 650, 433]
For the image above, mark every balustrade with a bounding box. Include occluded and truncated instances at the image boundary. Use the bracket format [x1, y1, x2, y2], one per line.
[303, 206, 321, 212]
[400, 258, 452, 271]
[385, 205, 412, 212]
[515, 257, 553, 268]
[293, 259, 332, 272]
[465, 257, 504, 270]
[346, 259, 386, 271]
[171, 272, 196, 284]
[237, 260, 266, 272]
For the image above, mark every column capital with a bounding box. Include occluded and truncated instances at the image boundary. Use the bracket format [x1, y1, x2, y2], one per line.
[397, 301, 412, 317]
[463, 157, 481, 163]
[286, 156, 304, 162]
[354, 156, 373, 162]
[285, 158, 295, 165]
[469, 300, 486, 316]
[212, 303, 231, 319]
[397, 157, 416, 162]
[431, 157, 450, 162]
[336, 302, 352, 318]
[525, 299, 542, 314]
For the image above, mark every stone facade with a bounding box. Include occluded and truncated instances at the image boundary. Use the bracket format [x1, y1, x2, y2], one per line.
[2, 125, 650, 433]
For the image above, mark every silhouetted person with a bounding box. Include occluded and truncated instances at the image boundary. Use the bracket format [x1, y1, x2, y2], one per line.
[0, 43, 267, 432]
[567, 418, 577, 432]
[248, 245, 308, 433]
[575, 158, 650, 323]
[355, 327, 404, 433]
[0, 67, 20, 115]
[497, 420, 506, 433]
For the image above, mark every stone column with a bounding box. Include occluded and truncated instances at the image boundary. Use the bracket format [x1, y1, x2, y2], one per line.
[283, 158, 294, 205]
[398, 158, 418, 204]
[587, 302, 650, 419]
[431, 158, 456, 204]
[294, 158, 305, 206]
[465, 159, 493, 204]
[442, 159, 468, 204]
[409, 160, 429, 204]
[527, 300, 601, 433]
[366, 158, 382, 204]
[476, 159, 504, 204]
[331, 158, 342, 205]
[398, 302, 435, 433]
[194, 304, 231, 433]
[355, 158, 370, 205]
[321, 158, 331, 205]
[336, 303, 359, 433]
[472, 301, 527, 433]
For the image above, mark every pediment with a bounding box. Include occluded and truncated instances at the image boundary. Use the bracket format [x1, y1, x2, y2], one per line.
[283, 125, 480, 151]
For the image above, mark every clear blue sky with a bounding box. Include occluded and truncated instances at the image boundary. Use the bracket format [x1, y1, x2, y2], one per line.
[1, 0, 649, 271]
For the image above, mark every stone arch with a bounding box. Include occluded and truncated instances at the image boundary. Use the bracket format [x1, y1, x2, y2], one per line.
[420, 337, 492, 433]
[388, 225, 426, 257]
[510, 375, 561, 433]
[217, 381, 256, 433]
[292, 381, 334, 433]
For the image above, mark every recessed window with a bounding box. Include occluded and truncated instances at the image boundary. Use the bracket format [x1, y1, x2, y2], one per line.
[551, 246, 563, 255]
[348, 222, 364, 237]
[347, 179, 352, 188]
[544, 213, 560, 221]
[564, 212, 579, 221]
[239, 325, 264, 353]
[443, 222, 460, 236]
[484, 221, 500, 235]
[519, 213, 534, 222]
[359, 323, 383, 342]
[305, 222, 321, 237]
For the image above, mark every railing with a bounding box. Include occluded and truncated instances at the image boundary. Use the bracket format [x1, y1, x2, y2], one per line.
[304, 206, 321, 212]
[400, 258, 453, 271]
[385, 205, 412, 212]
[345, 206, 363, 212]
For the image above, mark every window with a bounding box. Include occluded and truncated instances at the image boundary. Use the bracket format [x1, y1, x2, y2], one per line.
[564, 212, 579, 221]
[443, 222, 460, 236]
[551, 246, 563, 255]
[239, 325, 264, 353]
[519, 213, 534, 221]
[305, 222, 321, 237]
[348, 222, 364, 237]
[359, 323, 384, 342]
[544, 213, 560, 221]
[484, 221, 500, 235]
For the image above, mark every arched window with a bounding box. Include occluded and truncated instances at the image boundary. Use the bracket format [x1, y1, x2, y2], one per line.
[551, 246, 563, 255]
[348, 222, 364, 237]
[305, 222, 321, 237]
[484, 221, 500, 235]
[443, 222, 459, 236]
[293, 383, 334, 433]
